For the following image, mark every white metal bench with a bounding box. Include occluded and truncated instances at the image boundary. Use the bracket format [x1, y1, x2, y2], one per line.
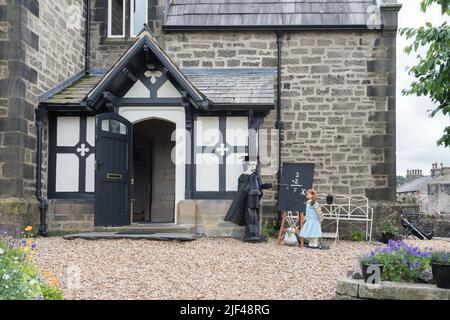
[318, 194, 373, 243]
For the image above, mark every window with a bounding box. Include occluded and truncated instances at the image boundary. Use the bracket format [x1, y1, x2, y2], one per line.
[108, 0, 125, 38]
[194, 116, 249, 193]
[108, 0, 148, 38]
[130, 0, 148, 37]
[49, 116, 96, 197]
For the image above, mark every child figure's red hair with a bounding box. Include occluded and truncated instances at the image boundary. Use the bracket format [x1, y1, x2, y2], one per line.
[307, 188, 318, 206]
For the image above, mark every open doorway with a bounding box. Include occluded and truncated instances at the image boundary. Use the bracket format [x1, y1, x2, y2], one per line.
[132, 119, 176, 223]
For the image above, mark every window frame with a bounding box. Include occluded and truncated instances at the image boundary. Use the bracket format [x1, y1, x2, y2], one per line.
[192, 114, 250, 197]
[48, 114, 96, 200]
[108, 0, 126, 38]
[130, 0, 149, 37]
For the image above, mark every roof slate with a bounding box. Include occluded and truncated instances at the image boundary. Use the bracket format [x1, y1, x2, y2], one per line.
[397, 176, 432, 194]
[182, 68, 275, 104]
[41, 68, 275, 105]
[43, 74, 103, 105]
[164, 0, 379, 29]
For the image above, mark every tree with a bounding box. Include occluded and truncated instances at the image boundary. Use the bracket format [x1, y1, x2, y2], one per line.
[400, 0, 450, 147]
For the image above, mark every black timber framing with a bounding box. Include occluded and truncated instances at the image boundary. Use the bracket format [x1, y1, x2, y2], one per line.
[48, 112, 96, 199]
[190, 110, 266, 200]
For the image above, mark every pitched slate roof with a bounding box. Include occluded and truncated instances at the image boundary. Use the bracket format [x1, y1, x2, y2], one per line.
[182, 68, 274, 104]
[397, 176, 432, 194]
[41, 73, 103, 105]
[164, 0, 380, 30]
[41, 68, 275, 106]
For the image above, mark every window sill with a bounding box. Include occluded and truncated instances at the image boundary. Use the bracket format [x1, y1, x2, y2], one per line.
[101, 37, 139, 45]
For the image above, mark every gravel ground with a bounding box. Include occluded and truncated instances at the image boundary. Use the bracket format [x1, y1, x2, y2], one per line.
[32, 237, 450, 300]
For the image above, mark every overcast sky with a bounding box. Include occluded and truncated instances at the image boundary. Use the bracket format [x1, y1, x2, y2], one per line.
[396, 0, 449, 176]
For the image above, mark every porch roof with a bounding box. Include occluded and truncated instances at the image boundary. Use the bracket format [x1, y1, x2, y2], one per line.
[182, 68, 275, 104]
[40, 68, 275, 106]
[164, 0, 382, 30]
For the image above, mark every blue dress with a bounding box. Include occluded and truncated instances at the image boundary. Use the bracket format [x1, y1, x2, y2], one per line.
[299, 201, 322, 238]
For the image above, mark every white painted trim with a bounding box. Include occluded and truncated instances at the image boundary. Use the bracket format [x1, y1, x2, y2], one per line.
[130, 0, 148, 38]
[108, 0, 126, 38]
[119, 107, 186, 224]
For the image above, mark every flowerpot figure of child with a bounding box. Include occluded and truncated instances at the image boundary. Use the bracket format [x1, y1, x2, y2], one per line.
[298, 189, 323, 249]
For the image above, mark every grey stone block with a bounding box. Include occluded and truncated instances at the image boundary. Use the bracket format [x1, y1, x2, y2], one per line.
[336, 278, 359, 297]
[359, 281, 450, 300]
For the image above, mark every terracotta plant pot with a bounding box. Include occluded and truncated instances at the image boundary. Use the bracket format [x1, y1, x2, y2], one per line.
[361, 264, 384, 283]
[432, 263, 450, 289]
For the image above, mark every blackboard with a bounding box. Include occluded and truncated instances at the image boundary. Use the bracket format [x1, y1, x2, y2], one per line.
[278, 163, 315, 212]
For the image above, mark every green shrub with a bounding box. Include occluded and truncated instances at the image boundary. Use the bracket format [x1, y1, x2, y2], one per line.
[41, 283, 64, 300]
[349, 231, 364, 242]
[261, 219, 278, 238]
[431, 252, 450, 265]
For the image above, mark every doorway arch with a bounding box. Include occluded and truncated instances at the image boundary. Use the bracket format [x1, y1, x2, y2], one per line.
[119, 107, 186, 224]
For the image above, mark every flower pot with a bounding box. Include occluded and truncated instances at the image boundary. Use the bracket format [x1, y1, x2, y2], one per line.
[432, 263, 450, 289]
[381, 232, 398, 244]
[361, 264, 384, 283]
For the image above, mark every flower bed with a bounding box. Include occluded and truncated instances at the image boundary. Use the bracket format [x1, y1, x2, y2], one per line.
[359, 240, 433, 283]
[0, 226, 63, 300]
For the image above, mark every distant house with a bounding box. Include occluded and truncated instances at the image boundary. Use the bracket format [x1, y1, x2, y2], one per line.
[398, 164, 450, 215]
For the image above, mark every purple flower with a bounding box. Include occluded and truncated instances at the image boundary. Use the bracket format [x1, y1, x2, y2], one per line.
[402, 259, 407, 265]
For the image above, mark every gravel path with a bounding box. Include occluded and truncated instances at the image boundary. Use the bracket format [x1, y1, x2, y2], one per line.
[32, 237, 450, 300]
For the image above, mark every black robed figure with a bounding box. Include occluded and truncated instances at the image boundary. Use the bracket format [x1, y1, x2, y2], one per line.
[224, 157, 272, 242]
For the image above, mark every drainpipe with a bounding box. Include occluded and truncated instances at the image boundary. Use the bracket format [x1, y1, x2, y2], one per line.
[275, 31, 283, 223]
[85, 0, 91, 73]
[35, 108, 48, 237]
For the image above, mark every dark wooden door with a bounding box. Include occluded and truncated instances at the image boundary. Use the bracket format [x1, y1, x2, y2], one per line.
[95, 113, 132, 226]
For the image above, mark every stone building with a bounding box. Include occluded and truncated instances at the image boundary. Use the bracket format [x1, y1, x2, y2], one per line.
[398, 163, 450, 215]
[0, 0, 402, 237]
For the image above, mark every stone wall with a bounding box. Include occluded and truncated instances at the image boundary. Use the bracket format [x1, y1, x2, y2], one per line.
[0, 0, 86, 229]
[163, 29, 397, 220]
[335, 278, 450, 300]
[89, 0, 165, 69]
[178, 200, 244, 238]
[47, 199, 94, 232]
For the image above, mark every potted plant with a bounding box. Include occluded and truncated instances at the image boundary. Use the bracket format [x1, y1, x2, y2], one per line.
[431, 252, 450, 289]
[359, 255, 384, 283]
[380, 208, 401, 244]
[381, 220, 401, 244]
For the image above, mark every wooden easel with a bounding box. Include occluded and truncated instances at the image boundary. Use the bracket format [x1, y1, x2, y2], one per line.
[277, 211, 305, 248]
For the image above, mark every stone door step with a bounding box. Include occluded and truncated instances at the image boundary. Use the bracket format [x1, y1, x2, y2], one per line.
[64, 232, 196, 241]
[94, 223, 195, 234]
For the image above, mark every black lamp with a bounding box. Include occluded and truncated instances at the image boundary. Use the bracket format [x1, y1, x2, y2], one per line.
[326, 194, 334, 205]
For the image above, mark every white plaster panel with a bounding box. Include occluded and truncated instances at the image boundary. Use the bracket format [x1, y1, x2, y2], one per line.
[157, 80, 182, 98]
[124, 80, 150, 98]
[226, 152, 246, 191]
[57, 117, 80, 146]
[85, 154, 95, 192]
[196, 117, 220, 147]
[226, 116, 248, 146]
[86, 117, 95, 146]
[196, 153, 219, 192]
[55, 153, 79, 192]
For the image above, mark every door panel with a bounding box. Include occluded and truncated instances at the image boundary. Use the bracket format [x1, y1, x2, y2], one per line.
[95, 113, 132, 226]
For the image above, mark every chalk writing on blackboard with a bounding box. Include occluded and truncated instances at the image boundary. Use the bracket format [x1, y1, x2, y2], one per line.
[278, 163, 315, 212]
